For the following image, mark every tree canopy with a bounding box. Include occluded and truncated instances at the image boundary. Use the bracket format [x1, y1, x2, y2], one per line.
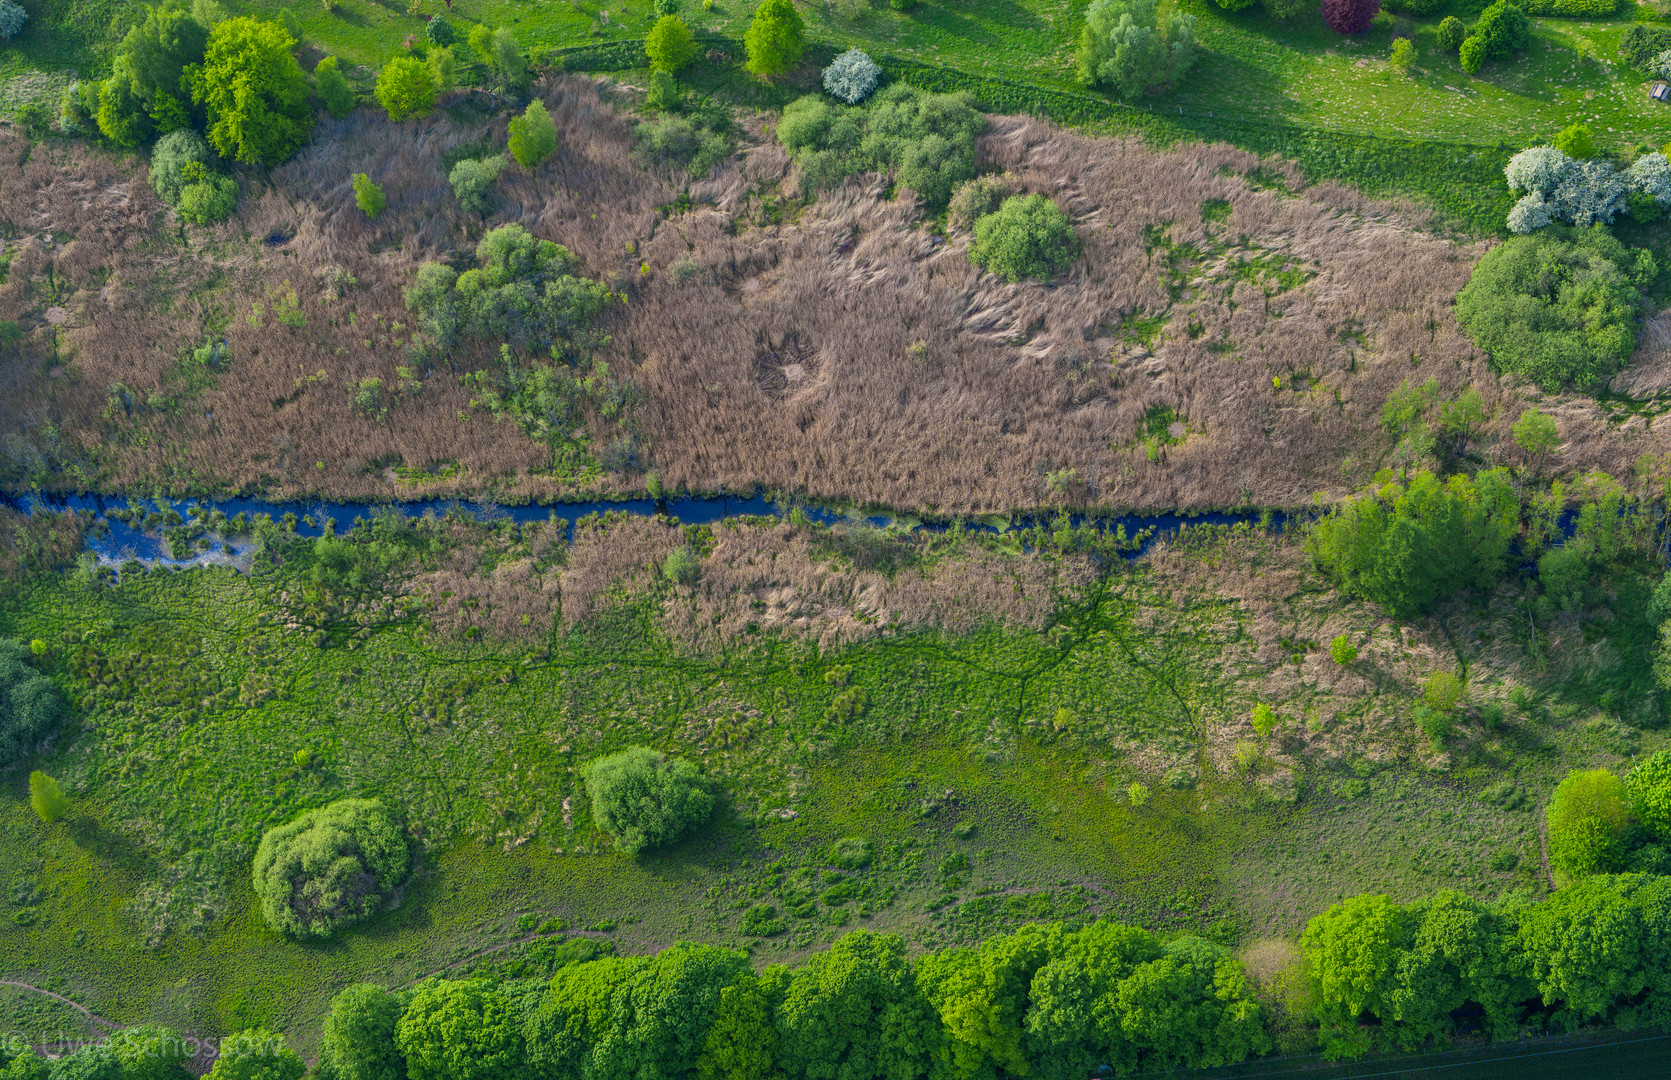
[583, 746, 715, 854]
[968, 194, 1081, 282]
[189, 16, 313, 165]
[0, 639, 60, 765]
[745, 0, 805, 78]
[251, 797, 408, 937]
[1075, 0, 1197, 99]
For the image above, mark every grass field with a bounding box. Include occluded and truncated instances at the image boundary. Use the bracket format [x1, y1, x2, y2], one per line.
[0, 513, 1657, 1051]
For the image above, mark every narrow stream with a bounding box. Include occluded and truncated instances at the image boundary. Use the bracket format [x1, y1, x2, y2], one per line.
[3, 491, 1282, 570]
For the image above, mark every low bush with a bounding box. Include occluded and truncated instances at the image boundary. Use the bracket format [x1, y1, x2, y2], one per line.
[353, 173, 386, 219]
[1438, 15, 1466, 50]
[968, 194, 1081, 282]
[635, 114, 731, 177]
[251, 798, 409, 938]
[1552, 122, 1594, 160]
[375, 57, 437, 121]
[149, 130, 217, 206]
[823, 47, 882, 104]
[663, 545, 700, 584]
[584, 746, 715, 853]
[1390, 37, 1415, 71]
[425, 14, 454, 45]
[448, 155, 507, 214]
[0, 639, 60, 765]
[646, 71, 680, 111]
[28, 771, 67, 823]
[1546, 768, 1629, 883]
[1454, 226, 1653, 392]
[1521, 0, 1617, 13]
[178, 173, 238, 224]
[776, 83, 984, 205]
[947, 173, 1012, 231]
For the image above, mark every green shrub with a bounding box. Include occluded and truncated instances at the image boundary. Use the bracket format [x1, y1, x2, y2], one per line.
[1329, 636, 1357, 666]
[178, 173, 238, 224]
[635, 114, 731, 177]
[352, 173, 386, 219]
[425, 14, 455, 45]
[448, 155, 507, 214]
[947, 174, 1011, 231]
[149, 130, 216, 206]
[1459, 34, 1486, 74]
[1552, 122, 1594, 160]
[1522, 0, 1617, 13]
[1438, 16, 1466, 50]
[584, 746, 715, 854]
[1627, 751, 1671, 841]
[1545, 768, 1629, 884]
[1251, 702, 1276, 735]
[1510, 407, 1559, 467]
[427, 45, 455, 92]
[745, 0, 805, 78]
[508, 99, 558, 169]
[469, 25, 530, 92]
[1422, 671, 1464, 713]
[1412, 705, 1451, 744]
[1306, 469, 1519, 619]
[663, 545, 700, 584]
[1628, 190, 1663, 224]
[1454, 226, 1653, 393]
[1075, 0, 1197, 100]
[315, 55, 356, 118]
[251, 798, 409, 937]
[774, 85, 982, 204]
[1390, 38, 1415, 72]
[740, 903, 786, 935]
[0, 640, 61, 765]
[191, 16, 314, 166]
[646, 70, 681, 111]
[322, 985, 407, 1080]
[968, 194, 1080, 282]
[27, 771, 67, 824]
[376, 56, 437, 121]
[1620, 24, 1671, 68]
[1472, 1, 1529, 62]
[646, 15, 698, 73]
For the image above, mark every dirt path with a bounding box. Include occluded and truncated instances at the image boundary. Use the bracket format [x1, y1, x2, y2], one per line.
[0, 981, 119, 1031]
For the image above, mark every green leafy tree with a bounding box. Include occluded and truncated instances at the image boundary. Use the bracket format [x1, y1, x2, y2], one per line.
[448, 154, 507, 214]
[771, 930, 945, 1080]
[251, 797, 409, 937]
[1553, 122, 1595, 160]
[322, 984, 408, 1080]
[1546, 768, 1630, 884]
[1074, 0, 1197, 100]
[1112, 937, 1269, 1071]
[584, 746, 715, 853]
[376, 57, 437, 121]
[353, 173, 386, 219]
[190, 16, 314, 165]
[968, 194, 1080, 282]
[1438, 15, 1466, 50]
[111, 5, 210, 133]
[102, 1026, 191, 1080]
[28, 771, 67, 824]
[1511, 407, 1560, 469]
[0, 640, 61, 765]
[508, 99, 558, 169]
[1389, 37, 1415, 72]
[97, 71, 155, 147]
[396, 980, 527, 1080]
[468, 25, 529, 91]
[693, 977, 783, 1080]
[1435, 389, 1486, 457]
[1471, 0, 1529, 62]
[524, 956, 646, 1080]
[1301, 894, 1408, 1057]
[918, 922, 1063, 1077]
[1459, 33, 1486, 74]
[316, 55, 355, 118]
[1250, 703, 1276, 735]
[646, 15, 698, 73]
[427, 46, 455, 93]
[150, 129, 216, 205]
[0, 0, 27, 40]
[177, 172, 238, 223]
[207, 1031, 305, 1080]
[744, 0, 805, 79]
[1627, 750, 1671, 841]
[1023, 921, 1166, 1078]
[1516, 873, 1671, 1027]
[1381, 892, 1528, 1047]
[1306, 469, 1521, 619]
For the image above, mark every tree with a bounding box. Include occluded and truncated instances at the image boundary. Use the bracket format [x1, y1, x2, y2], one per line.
[0, 639, 61, 765]
[693, 977, 782, 1080]
[426, 14, 455, 45]
[1472, 1, 1529, 60]
[353, 173, 386, 218]
[468, 25, 528, 92]
[190, 17, 314, 166]
[744, 0, 805, 79]
[822, 48, 881, 105]
[103, 1027, 192, 1080]
[645, 15, 698, 73]
[1627, 751, 1671, 841]
[376, 57, 437, 121]
[772, 931, 945, 1080]
[1381, 892, 1528, 1046]
[395, 980, 528, 1080]
[584, 746, 715, 853]
[1023, 921, 1165, 1078]
[322, 984, 407, 1080]
[1437, 15, 1466, 50]
[1321, 0, 1380, 34]
[1546, 768, 1629, 884]
[1455, 227, 1653, 392]
[110, 4, 210, 132]
[316, 55, 355, 118]
[1554, 123, 1595, 160]
[1511, 407, 1560, 469]
[1390, 37, 1415, 72]
[1306, 469, 1521, 619]
[178, 174, 238, 224]
[0, 0, 27, 40]
[427, 46, 455, 93]
[96, 70, 155, 147]
[918, 923, 1062, 1077]
[1111, 938, 1269, 1071]
[207, 1031, 305, 1080]
[1435, 389, 1486, 458]
[1301, 894, 1407, 1056]
[967, 194, 1080, 282]
[251, 798, 409, 937]
[1459, 33, 1486, 74]
[1516, 873, 1671, 1026]
[28, 772, 67, 824]
[150, 129, 216, 205]
[1075, 0, 1197, 100]
[448, 155, 507, 214]
[1329, 636, 1357, 666]
[508, 99, 558, 169]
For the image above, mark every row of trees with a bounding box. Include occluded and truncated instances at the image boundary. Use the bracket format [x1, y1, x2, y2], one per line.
[0, 1025, 305, 1080]
[318, 924, 1270, 1080]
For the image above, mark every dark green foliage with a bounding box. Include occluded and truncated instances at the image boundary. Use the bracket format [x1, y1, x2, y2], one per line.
[206, 1030, 304, 1080]
[646, 71, 681, 111]
[693, 977, 779, 1080]
[967, 194, 1081, 282]
[189, 17, 314, 166]
[397, 980, 527, 1080]
[775, 84, 984, 206]
[583, 746, 715, 854]
[1515, 873, 1671, 1028]
[1470, 1, 1529, 61]
[96, 74, 154, 148]
[0, 0, 26, 40]
[426, 15, 455, 46]
[1620, 24, 1671, 69]
[1437, 15, 1466, 51]
[323, 985, 408, 1080]
[0, 638, 60, 765]
[315, 56, 356, 118]
[1546, 768, 1630, 884]
[107, 4, 209, 136]
[251, 797, 409, 938]
[149, 129, 215, 204]
[405, 225, 610, 356]
[1305, 469, 1520, 619]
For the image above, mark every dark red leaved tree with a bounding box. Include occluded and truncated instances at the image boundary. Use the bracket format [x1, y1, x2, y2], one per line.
[1321, 0, 1380, 34]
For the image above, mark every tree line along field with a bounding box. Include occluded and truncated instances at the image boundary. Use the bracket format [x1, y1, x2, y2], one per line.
[0, 496, 1666, 1060]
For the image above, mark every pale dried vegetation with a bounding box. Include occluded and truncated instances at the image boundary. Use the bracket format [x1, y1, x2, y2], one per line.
[0, 83, 1662, 507]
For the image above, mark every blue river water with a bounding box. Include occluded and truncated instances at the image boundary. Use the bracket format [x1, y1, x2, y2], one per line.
[2, 491, 1281, 569]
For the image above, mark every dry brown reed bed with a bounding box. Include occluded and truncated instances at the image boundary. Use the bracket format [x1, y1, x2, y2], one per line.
[0, 86, 1662, 507]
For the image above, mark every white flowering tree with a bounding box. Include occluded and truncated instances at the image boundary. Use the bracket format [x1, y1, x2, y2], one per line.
[1504, 146, 1663, 233]
[822, 48, 882, 105]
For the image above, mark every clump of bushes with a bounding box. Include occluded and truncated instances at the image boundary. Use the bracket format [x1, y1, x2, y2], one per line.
[316, 56, 356, 118]
[584, 746, 715, 853]
[0, 639, 60, 765]
[252, 797, 409, 938]
[776, 83, 986, 204]
[448, 154, 508, 214]
[822, 48, 881, 104]
[1454, 226, 1654, 392]
[1458, 1, 1529, 75]
[468, 24, 529, 93]
[635, 112, 732, 177]
[1306, 469, 1520, 619]
[149, 130, 239, 225]
[1075, 0, 1197, 99]
[967, 194, 1081, 282]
